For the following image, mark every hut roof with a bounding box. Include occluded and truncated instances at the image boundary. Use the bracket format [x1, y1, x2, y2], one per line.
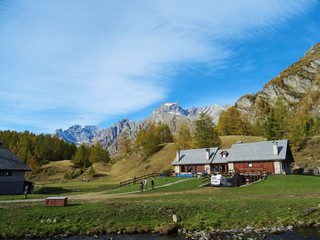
[0, 145, 30, 171]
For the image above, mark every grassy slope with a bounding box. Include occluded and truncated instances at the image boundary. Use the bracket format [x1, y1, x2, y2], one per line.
[107, 135, 266, 182]
[0, 175, 319, 238]
[28, 135, 319, 184]
[109, 143, 177, 182]
[293, 136, 320, 168]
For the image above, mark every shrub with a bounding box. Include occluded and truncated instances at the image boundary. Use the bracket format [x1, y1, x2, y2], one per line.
[64, 169, 84, 180]
[88, 166, 95, 178]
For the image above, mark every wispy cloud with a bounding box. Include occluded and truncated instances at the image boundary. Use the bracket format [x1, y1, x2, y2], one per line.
[0, 0, 317, 133]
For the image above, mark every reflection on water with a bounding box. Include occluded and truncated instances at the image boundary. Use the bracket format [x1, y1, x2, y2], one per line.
[45, 233, 185, 240]
[264, 228, 320, 240]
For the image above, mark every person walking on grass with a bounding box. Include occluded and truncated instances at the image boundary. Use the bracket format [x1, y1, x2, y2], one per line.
[24, 185, 29, 199]
[151, 177, 155, 190]
[140, 179, 144, 191]
[143, 178, 148, 190]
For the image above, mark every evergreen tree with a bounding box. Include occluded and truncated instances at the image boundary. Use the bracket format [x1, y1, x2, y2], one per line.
[193, 112, 221, 148]
[174, 124, 193, 150]
[264, 97, 290, 140]
[287, 98, 312, 149]
[89, 142, 110, 163]
[143, 124, 159, 157]
[73, 144, 91, 168]
[154, 122, 173, 144]
[88, 165, 95, 178]
[310, 117, 320, 136]
[118, 131, 132, 154]
[217, 106, 248, 135]
[35, 134, 52, 161]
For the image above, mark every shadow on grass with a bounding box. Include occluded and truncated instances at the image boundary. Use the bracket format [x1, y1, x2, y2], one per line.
[34, 187, 71, 195]
[65, 203, 81, 207]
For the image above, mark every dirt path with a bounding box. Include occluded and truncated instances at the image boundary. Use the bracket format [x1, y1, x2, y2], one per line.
[69, 178, 194, 202]
[0, 178, 197, 204]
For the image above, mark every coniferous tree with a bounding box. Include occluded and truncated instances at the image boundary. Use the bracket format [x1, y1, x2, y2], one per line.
[154, 122, 173, 144]
[287, 98, 312, 149]
[89, 142, 110, 163]
[88, 165, 95, 177]
[310, 117, 320, 136]
[193, 112, 221, 148]
[35, 134, 52, 161]
[174, 124, 193, 150]
[135, 124, 158, 158]
[217, 106, 249, 135]
[268, 97, 290, 140]
[73, 144, 91, 168]
[118, 131, 132, 154]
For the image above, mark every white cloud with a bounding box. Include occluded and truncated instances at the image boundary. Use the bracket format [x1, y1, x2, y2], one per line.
[0, 0, 317, 132]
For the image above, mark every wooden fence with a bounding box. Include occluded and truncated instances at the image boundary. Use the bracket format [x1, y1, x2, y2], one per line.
[120, 173, 160, 187]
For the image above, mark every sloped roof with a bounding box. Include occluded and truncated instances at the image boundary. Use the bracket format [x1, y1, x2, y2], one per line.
[212, 149, 230, 164]
[172, 147, 218, 165]
[227, 139, 288, 162]
[0, 146, 30, 171]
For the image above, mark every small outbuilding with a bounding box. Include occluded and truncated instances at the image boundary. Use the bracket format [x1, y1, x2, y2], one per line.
[45, 196, 68, 207]
[0, 142, 31, 195]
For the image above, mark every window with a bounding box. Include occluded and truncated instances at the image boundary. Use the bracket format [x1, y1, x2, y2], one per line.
[0, 171, 12, 176]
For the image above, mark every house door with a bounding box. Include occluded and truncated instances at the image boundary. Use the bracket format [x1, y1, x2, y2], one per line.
[274, 161, 281, 174]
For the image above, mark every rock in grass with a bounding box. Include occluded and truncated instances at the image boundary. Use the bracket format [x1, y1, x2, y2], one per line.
[172, 214, 180, 223]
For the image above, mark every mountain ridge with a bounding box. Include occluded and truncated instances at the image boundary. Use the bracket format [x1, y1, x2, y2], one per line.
[54, 102, 228, 153]
[235, 42, 320, 120]
[55, 42, 320, 153]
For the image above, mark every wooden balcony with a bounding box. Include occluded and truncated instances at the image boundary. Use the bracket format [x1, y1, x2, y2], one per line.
[237, 168, 266, 176]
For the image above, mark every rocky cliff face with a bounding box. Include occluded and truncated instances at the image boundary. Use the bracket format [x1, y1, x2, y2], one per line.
[236, 42, 320, 120]
[54, 102, 227, 153]
[54, 125, 101, 144]
[149, 102, 227, 132]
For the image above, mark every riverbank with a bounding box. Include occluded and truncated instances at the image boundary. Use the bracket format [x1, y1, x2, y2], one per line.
[30, 227, 320, 240]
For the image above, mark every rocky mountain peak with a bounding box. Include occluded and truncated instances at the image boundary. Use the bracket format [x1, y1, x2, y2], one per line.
[151, 102, 188, 116]
[54, 102, 227, 153]
[236, 42, 320, 120]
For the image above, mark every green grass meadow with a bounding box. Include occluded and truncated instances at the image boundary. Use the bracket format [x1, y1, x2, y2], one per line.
[0, 175, 319, 238]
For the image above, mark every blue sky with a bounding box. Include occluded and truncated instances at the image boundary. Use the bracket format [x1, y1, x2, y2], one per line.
[1, 0, 320, 134]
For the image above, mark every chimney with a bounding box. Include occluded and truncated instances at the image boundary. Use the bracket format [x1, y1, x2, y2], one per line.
[176, 151, 181, 161]
[205, 148, 210, 160]
[273, 141, 279, 155]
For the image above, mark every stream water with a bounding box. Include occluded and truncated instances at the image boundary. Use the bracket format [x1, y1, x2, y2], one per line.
[34, 227, 320, 240]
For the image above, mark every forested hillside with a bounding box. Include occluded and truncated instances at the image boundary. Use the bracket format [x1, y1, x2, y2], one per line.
[0, 130, 110, 172]
[233, 42, 320, 149]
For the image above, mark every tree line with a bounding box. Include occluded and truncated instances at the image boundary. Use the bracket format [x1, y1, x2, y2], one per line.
[216, 97, 320, 149]
[0, 130, 110, 170]
[2, 96, 319, 171]
[118, 113, 221, 158]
